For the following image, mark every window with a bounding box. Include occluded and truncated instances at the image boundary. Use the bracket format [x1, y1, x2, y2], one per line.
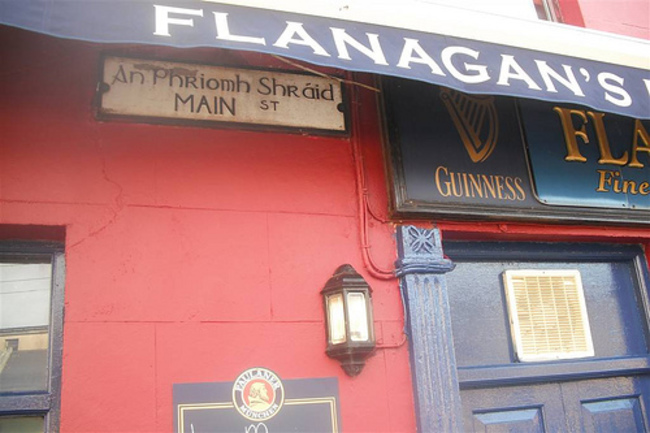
[0, 242, 64, 432]
[533, 0, 560, 21]
[503, 269, 595, 362]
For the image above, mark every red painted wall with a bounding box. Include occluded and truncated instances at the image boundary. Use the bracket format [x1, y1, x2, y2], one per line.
[560, 0, 649, 39]
[2, 22, 649, 433]
[0, 27, 410, 432]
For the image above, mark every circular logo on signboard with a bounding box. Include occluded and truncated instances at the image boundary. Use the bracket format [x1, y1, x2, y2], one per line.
[232, 368, 285, 421]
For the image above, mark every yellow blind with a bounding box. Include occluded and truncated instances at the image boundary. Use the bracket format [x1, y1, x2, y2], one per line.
[503, 270, 594, 362]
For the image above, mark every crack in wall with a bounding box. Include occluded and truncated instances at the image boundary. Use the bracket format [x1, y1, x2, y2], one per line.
[68, 147, 125, 250]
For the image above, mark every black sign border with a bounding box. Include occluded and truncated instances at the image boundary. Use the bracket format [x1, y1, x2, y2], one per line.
[380, 78, 650, 226]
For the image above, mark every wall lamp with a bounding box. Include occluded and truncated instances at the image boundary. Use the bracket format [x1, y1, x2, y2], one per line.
[321, 264, 376, 377]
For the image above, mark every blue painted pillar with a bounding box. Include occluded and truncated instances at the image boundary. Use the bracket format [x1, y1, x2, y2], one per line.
[396, 225, 464, 432]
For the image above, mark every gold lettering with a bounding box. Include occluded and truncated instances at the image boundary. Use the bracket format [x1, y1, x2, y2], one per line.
[639, 182, 649, 195]
[495, 176, 505, 199]
[481, 174, 497, 198]
[435, 166, 451, 197]
[621, 179, 638, 194]
[504, 177, 516, 200]
[628, 119, 650, 168]
[468, 173, 483, 198]
[434, 167, 527, 201]
[596, 169, 612, 192]
[596, 169, 647, 196]
[553, 107, 589, 162]
[514, 178, 526, 201]
[587, 111, 629, 166]
[450, 173, 463, 197]
[612, 171, 623, 193]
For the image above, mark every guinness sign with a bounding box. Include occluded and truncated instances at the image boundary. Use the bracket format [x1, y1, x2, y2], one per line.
[382, 77, 650, 225]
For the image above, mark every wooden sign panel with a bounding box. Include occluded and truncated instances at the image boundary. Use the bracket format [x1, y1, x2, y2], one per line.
[98, 56, 347, 134]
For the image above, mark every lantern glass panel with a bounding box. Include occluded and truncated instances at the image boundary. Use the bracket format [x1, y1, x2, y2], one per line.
[327, 293, 347, 344]
[347, 292, 369, 342]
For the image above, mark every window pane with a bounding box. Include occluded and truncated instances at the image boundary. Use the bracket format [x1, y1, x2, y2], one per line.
[0, 415, 44, 433]
[0, 261, 51, 393]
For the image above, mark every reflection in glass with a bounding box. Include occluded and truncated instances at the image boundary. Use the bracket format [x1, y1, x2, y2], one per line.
[0, 260, 51, 394]
[0, 415, 45, 433]
[327, 294, 346, 345]
[347, 293, 369, 342]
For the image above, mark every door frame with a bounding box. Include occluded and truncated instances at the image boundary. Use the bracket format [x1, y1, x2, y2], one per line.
[396, 225, 650, 433]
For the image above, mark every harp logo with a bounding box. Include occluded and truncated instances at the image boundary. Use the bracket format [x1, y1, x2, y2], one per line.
[440, 88, 499, 163]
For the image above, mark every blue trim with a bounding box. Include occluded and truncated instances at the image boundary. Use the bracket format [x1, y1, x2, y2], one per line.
[443, 241, 646, 262]
[395, 225, 455, 277]
[458, 355, 650, 388]
[394, 261, 454, 277]
[397, 225, 464, 433]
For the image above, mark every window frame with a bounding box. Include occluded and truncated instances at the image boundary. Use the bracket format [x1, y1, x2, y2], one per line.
[396, 225, 650, 432]
[534, 0, 561, 21]
[443, 241, 650, 388]
[0, 241, 65, 432]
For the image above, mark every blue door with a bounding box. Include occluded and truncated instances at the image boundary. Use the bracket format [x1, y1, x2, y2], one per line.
[443, 242, 650, 432]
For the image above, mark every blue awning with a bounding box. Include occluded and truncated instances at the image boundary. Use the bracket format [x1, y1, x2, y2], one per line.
[2, 0, 649, 119]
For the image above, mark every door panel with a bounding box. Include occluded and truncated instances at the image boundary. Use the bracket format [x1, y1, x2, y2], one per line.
[443, 242, 650, 432]
[581, 398, 644, 433]
[463, 378, 650, 433]
[582, 399, 640, 418]
[474, 408, 545, 433]
[563, 377, 650, 432]
[462, 383, 565, 432]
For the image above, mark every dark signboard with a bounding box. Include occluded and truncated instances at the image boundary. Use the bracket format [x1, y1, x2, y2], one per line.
[383, 77, 650, 225]
[174, 368, 341, 433]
